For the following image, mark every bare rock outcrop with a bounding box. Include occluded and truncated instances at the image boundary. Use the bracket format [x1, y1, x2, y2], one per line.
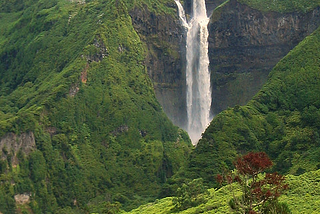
[129, 5, 187, 128]
[14, 193, 31, 205]
[0, 132, 36, 165]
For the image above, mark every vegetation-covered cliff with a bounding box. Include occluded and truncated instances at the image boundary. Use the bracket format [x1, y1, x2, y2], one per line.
[0, 0, 192, 213]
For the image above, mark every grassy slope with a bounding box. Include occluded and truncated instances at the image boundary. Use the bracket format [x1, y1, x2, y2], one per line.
[125, 169, 320, 214]
[0, 0, 192, 213]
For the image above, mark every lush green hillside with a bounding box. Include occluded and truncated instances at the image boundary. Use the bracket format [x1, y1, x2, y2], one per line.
[184, 25, 320, 186]
[125, 169, 320, 214]
[1, 0, 320, 213]
[0, 0, 191, 213]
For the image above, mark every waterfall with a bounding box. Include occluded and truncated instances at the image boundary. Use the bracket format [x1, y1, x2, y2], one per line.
[175, 0, 211, 145]
[174, 0, 188, 28]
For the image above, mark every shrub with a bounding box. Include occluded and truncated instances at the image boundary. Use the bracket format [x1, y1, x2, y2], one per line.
[217, 152, 290, 214]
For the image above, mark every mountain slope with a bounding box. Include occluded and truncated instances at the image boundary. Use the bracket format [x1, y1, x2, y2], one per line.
[186, 24, 320, 185]
[0, 0, 191, 213]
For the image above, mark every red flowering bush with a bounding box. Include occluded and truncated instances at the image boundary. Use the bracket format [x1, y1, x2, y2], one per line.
[217, 152, 290, 214]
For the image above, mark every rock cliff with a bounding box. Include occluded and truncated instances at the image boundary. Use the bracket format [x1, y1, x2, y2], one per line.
[129, 5, 188, 128]
[129, 0, 225, 129]
[130, 0, 320, 130]
[208, 0, 320, 115]
[0, 132, 36, 165]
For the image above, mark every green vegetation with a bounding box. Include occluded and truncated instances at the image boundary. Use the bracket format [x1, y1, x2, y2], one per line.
[172, 178, 209, 211]
[1, 0, 320, 213]
[0, 0, 191, 213]
[237, 0, 320, 13]
[122, 0, 176, 15]
[125, 169, 320, 214]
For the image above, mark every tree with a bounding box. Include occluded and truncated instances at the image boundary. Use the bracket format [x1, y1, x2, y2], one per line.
[217, 152, 290, 214]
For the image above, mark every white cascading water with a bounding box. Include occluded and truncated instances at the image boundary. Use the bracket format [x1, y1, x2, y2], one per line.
[175, 0, 211, 144]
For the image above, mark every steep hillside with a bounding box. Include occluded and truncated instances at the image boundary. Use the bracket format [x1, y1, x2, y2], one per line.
[186, 24, 320, 185]
[0, 0, 192, 213]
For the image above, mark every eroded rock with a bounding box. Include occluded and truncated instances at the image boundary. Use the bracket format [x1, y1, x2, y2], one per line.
[0, 132, 36, 165]
[129, 5, 187, 128]
[14, 193, 31, 205]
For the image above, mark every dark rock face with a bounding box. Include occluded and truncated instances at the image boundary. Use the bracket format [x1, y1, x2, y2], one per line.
[208, 0, 320, 115]
[0, 132, 36, 165]
[129, 6, 187, 128]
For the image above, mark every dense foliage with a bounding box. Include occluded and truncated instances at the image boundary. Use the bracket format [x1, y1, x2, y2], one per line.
[0, 0, 192, 213]
[172, 178, 209, 211]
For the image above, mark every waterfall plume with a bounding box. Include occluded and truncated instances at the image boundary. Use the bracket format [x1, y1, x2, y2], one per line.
[175, 0, 211, 145]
